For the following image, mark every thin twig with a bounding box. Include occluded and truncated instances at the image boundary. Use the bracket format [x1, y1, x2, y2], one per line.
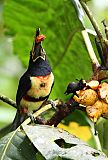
[80, 1, 108, 69]
[0, 94, 17, 109]
[82, 30, 100, 69]
[0, 93, 62, 126]
[22, 99, 61, 125]
[46, 100, 85, 127]
[90, 123, 102, 151]
[80, 1, 103, 41]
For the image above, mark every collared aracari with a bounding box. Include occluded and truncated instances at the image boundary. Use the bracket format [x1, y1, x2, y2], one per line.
[11, 28, 54, 130]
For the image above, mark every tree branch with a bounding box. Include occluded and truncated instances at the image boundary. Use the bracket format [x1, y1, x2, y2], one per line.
[37, 99, 86, 127]
[80, 0, 103, 41]
[0, 94, 17, 109]
[0, 92, 87, 128]
[22, 99, 62, 125]
[80, 0, 108, 70]
[82, 30, 100, 70]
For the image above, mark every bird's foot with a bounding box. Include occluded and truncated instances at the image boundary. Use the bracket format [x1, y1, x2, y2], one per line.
[27, 112, 35, 123]
[46, 100, 57, 110]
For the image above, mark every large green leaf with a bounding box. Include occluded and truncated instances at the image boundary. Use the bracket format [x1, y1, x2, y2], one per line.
[4, 0, 83, 65]
[22, 124, 107, 160]
[3, 0, 92, 99]
[0, 129, 45, 160]
[0, 125, 106, 160]
[0, 130, 38, 160]
[96, 118, 108, 157]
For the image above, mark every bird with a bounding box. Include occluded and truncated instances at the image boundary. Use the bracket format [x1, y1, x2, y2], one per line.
[11, 28, 54, 130]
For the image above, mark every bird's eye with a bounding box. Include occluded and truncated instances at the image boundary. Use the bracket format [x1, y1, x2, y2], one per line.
[40, 83, 45, 87]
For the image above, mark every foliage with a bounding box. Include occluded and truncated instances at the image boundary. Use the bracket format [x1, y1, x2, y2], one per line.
[0, 0, 108, 159]
[3, 0, 92, 99]
[0, 125, 107, 160]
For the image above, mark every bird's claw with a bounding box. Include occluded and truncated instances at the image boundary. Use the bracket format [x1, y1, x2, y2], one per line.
[27, 113, 35, 123]
[46, 100, 56, 110]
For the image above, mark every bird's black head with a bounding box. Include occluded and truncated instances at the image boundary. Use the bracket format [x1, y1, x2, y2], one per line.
[64, 79, 86, 95]
[30, 28, 46, 62]
[28, 28, 52, 76]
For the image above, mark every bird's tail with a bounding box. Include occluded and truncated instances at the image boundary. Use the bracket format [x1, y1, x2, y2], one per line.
[11, 110, 27, 131]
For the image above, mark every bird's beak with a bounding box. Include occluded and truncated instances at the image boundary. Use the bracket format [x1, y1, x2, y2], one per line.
[32, 35, 46, 62]
[32, 31, 46, 62]
[33, 47, 46, 62]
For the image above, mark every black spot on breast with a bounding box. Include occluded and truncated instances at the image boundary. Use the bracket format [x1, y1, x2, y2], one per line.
[40, 83, 45, 87]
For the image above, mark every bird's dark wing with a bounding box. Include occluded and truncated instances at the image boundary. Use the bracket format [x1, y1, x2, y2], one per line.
[50, 81, 54, 94]
[16, 73, 31, 106]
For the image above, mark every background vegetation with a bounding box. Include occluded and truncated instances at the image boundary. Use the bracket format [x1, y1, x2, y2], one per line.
[0, 0, 108, 156]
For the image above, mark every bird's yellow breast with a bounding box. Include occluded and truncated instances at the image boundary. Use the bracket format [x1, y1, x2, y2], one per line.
[20, 99, 44, 112]
[20, 72, 54, 112]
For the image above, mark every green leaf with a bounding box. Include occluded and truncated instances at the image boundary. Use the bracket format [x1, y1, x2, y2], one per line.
[3, 0, 93, 99]
[53, 31, 92, 99]
[22, 124, 107, 160]
[3, 0, 98, 94]
[0, 130, 42, 160]
[3, 0, 84, 66]
[96, 118, 108, 157]
[0, 124, 12, 139]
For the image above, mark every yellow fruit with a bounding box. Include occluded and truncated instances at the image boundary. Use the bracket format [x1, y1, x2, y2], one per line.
[98, 82, 108, 103]
[86, 100, 103, 122]
[86, 100, 108, 122]
[73, 89, 98, 106]
[101, 101, 108, 118]
[86, 80, 99, 90]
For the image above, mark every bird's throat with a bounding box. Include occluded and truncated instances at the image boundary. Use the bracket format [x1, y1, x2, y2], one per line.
[27, 72, 54, 98]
